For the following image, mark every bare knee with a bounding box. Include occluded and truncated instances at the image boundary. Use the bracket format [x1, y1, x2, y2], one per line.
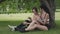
[41, 26, 48, 31]
[25, 24, 37, 31]
[36, 24, 48, 31]
[43, 27, 48, 31]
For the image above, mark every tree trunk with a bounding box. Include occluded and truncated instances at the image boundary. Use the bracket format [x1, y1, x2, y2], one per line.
[47, 0, 56, 28]
[40, 0, 56, 28]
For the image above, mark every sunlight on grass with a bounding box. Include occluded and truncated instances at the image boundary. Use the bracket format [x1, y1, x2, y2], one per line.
[0, 12, 60, 21]
[55, 12, 60, 20]
[0, 13, 33, 21]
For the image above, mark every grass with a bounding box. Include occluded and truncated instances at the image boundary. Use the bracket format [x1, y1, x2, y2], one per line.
[0, 12, 60, 34]
[0, 20, 60, 34]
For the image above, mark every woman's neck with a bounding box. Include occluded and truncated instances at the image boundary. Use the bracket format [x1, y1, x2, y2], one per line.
[34, 13, 39, 16]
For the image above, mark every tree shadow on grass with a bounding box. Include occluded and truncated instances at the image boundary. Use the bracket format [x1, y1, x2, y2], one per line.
[0, 20, 24, 26]
[0, 20, 60, 34]
[53, 20, 60, 30]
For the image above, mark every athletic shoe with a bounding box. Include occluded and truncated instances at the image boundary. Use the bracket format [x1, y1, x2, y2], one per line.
[8, 25, 17, 31]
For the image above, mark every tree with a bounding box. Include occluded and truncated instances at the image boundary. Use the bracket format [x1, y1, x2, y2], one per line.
[47, 0, 56, 28]
[40, 0, 56, 28]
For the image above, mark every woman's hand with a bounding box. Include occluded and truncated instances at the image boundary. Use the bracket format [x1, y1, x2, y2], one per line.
[23, 22, 30, 25]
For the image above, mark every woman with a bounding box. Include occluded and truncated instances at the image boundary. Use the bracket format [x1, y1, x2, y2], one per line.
[25, 7, 49, 31]
[8, 17, 32, 32]
[8, 7, 50, 32]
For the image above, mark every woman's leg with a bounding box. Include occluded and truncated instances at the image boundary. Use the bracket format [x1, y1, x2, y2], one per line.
[36, 24, 48, 31]
[25, 19, 48, 31]
[25, 24, 37, 31]
[25, 23, 48, 31]
[25, 21, 40, 31]
[25, 20, 40, 31]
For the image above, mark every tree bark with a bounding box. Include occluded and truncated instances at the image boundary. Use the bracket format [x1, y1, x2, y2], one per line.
[47, 0, 56, 28]
[40, 0, 56, 28]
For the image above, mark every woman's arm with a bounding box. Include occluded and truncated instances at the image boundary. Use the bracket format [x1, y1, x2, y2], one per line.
[23, 21, 31, 25]
[43, 14, 49, 24]
[38, 19, 46, 25]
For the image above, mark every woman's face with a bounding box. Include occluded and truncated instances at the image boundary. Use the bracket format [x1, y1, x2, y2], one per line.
[41, 8, 45, 13]
[32, 9, 37, 14]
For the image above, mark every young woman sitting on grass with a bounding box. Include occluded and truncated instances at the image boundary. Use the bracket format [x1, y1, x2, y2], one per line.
[24, 7, 50, 31]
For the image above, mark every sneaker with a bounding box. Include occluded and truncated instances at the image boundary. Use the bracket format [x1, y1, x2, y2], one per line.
[8, 25, 17, 31]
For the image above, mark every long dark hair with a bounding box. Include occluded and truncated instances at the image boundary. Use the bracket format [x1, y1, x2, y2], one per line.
[40, 5, 50, 14]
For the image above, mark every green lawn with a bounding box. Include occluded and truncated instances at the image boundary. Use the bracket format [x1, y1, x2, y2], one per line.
[0, 12, 60, 34]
